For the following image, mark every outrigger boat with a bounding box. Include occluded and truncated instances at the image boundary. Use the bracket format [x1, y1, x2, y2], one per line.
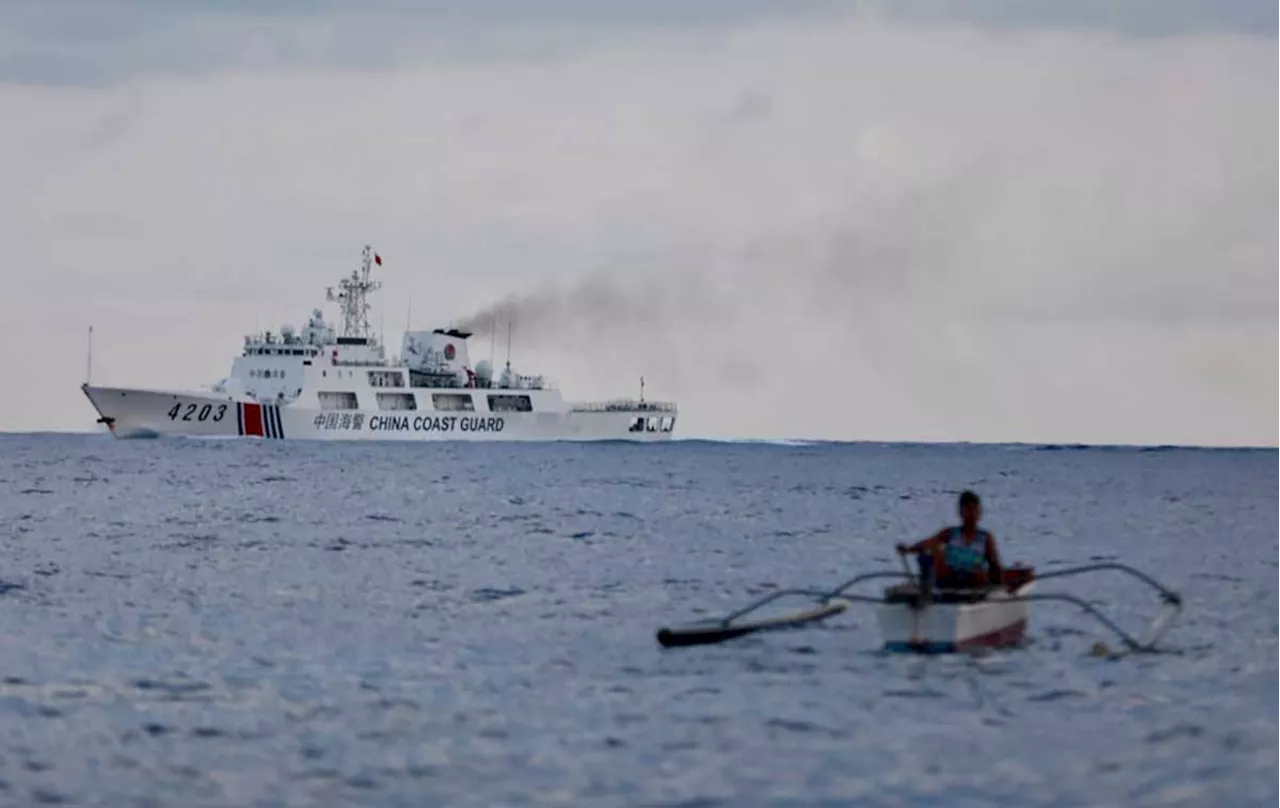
[655, 563, 1182, 654]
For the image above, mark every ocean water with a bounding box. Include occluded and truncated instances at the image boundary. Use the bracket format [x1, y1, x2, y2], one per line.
[0, 434, 1275, 808]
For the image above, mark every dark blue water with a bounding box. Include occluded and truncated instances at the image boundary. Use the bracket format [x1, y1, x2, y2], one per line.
[0, 435, 1275, 807]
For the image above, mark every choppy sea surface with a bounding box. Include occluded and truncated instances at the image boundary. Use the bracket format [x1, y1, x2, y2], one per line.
[0, 434, 1275, 807]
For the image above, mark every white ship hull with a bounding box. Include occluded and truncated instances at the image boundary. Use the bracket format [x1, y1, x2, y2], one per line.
[82, 385, 675, 443]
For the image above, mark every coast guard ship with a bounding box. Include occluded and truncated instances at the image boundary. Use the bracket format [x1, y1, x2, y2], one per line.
[81, 247, 677, 442]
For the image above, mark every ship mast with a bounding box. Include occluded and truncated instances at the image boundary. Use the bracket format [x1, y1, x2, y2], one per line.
[85, 325, 94, 385]
[326, 245, 382, 339]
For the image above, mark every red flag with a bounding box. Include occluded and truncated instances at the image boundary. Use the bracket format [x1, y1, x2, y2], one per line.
[374, 253, 382, 266]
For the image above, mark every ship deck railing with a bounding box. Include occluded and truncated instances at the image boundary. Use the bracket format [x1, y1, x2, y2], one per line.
[570, 400, 677, 413]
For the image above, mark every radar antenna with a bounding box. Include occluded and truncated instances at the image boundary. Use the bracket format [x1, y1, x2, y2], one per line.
[326, 245, 382, 339]
[505, 318, 513, 371]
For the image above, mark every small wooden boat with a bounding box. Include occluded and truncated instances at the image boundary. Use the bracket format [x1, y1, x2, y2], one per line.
[875, 577, 1034, 653]
[655, 563, 1180, 654]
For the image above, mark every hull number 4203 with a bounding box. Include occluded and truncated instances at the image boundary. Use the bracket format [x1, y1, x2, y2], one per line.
[166, 402, 228, 422]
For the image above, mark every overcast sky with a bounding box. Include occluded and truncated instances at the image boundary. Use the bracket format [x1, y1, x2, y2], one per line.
[1, 0, 1275, 445]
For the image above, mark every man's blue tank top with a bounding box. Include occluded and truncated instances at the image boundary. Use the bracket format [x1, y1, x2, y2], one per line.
[942, 527, 990, 573]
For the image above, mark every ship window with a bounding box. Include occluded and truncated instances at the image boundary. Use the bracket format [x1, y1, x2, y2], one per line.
[318, 391, 359, 411]
[629, 417, 645, 433]
[431, 393, 475, 412]
[487, 394, 532, 413]
[376, 392, 417, 411]
[646, 417, 658, 432]
[660, 417, 674, 432]
[368, 370, 405, 388]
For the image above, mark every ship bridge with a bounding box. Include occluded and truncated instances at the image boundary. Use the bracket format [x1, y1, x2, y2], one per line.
[212, 246, 390, 402]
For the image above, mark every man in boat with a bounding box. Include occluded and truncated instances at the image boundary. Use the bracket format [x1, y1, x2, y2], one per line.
[896, 490, 1003, 589]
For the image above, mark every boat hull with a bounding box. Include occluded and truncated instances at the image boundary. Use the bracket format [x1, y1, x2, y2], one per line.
[875, 583, 1033, 653]
[81, 385, 675, 442]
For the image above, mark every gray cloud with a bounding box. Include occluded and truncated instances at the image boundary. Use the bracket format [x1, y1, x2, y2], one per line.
[849, 0, 1277, 36]
[0, 1, 833, 86]
[0, 0, 1274, 86]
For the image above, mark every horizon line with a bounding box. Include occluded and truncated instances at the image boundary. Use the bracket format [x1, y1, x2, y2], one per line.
[0, 429, 1274, 452]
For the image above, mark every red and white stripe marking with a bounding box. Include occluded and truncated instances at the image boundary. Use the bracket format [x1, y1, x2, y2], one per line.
[237, 402, 285, 439]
